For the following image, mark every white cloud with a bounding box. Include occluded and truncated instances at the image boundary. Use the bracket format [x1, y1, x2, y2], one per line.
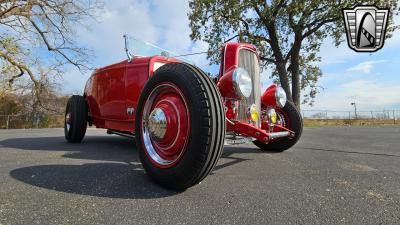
[316, 36, 359, 66]
[317, 25, 400, 66]
[79, 0, 159, 65]
[303, 79, 400, 110]
[62, 0, 400, 113]
[82, 0, 209, 65]
[346, 60, 387, 73]
[61, 67, 91, 94]
[63, 0, 211, 93]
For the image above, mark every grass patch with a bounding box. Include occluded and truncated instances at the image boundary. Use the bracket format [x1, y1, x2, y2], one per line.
[304, 119, 399, 127]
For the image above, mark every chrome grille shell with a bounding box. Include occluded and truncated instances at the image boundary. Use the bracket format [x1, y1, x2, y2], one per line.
[236, 48, 261, 128]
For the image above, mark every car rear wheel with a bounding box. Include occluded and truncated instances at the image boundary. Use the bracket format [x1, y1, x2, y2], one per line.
[253, 101, 303, 152]
[64, 95, 88, 143]
[135, 63, 225, 190]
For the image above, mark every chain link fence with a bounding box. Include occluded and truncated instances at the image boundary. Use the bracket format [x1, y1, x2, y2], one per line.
[1, 110, 399, 129]
[301, 110, 399, 126]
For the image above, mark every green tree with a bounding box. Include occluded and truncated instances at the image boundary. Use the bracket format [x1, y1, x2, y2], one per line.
[188, 0, 399, 108]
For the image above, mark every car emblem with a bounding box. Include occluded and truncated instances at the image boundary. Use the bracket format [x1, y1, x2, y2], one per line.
[127, 107, 134, 115]
[342, 5, 389, 52]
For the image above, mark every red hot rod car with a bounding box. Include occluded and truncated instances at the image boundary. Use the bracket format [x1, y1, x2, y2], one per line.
[64, 36, 303, 190]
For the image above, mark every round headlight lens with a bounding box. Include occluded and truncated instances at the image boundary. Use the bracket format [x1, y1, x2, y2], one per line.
[233, 67, 252, 98]
[276, 87, 287, 108]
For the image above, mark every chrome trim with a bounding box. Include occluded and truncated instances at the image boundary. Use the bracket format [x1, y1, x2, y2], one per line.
[232, 67, 252, 98]
[267, 108, 277, 124]
[269, 131, 290, 139]
[231, 68, 241, 98]
[126, 107, 135, 115]
[236, 48, 261, 128]
[141, 83, 188, 166]
[107, 130, 135, 139]
[275, 86, 287, 108]
[226, 117, 235, 125]
[262, 108, 287, 132]
[224, 132, 254, 145]
[123, 34, 133, 63]
[148, 108, 167, 140]
[65, 112, 71, 132]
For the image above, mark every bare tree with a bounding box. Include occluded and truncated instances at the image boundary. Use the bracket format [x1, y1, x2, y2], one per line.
[0, 0, 101, 106]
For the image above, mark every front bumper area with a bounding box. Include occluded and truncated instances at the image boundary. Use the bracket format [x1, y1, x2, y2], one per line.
[226, 119, 293, 144]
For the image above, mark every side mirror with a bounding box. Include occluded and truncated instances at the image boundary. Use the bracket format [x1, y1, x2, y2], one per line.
[123, 34, 133, 63]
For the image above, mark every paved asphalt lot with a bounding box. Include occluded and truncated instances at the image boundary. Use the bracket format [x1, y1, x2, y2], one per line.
[0, 127, 399, 225]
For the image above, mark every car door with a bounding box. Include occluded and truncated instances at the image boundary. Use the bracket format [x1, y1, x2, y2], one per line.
[98, 62, 127, 121]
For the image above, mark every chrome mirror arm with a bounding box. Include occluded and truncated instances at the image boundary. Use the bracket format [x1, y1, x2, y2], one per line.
[123, 34, 133, 63]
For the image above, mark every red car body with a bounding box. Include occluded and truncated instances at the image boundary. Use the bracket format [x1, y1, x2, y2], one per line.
[84, 43, 291, 144]
[84, 56, 180, 132]
[64, 39, 302, 189]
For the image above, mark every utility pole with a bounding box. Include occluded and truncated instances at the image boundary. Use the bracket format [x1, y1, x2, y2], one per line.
[350, 102, 357, 119]
[6, 115, 10, 129]
[393, 110, 396, 124]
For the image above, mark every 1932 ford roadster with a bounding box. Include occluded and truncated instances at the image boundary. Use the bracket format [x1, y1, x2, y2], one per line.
[64, 35, 303, 190]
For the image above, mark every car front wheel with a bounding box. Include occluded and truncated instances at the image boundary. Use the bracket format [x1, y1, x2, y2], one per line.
[135, 63, 225, 190]
[253, 101, 303, 152]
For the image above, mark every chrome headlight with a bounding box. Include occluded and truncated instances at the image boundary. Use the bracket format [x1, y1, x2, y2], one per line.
[233, 67, 252, 98]
[275, 86, 287, 108]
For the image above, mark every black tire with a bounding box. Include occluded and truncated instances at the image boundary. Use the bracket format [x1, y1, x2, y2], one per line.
[64, 95, 88, 143]
[253, 101, 303, 152]
[135, 63, 225, 190]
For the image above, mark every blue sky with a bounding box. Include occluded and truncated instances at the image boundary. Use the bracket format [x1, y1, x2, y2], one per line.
[62, 0, 400, 111]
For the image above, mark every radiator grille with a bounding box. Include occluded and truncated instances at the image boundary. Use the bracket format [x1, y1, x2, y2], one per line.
[237, 49, 261, 127]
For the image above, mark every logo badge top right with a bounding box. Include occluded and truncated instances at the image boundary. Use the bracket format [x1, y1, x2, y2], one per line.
[342, 5, 389, 52]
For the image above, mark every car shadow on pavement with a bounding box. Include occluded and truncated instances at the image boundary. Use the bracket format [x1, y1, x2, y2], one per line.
[0, 135, 137, 160]
[3, 136, 177, 199]
[9, 162, 177, 199]
[2, 135, 265, 199]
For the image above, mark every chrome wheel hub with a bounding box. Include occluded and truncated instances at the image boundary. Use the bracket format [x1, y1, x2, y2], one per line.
[148, 107, 167, 140]
[65, 112, 71, 131]
[141, 83, 190, 167]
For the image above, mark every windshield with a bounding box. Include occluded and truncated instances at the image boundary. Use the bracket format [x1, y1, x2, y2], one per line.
[125, 35, 194, 64]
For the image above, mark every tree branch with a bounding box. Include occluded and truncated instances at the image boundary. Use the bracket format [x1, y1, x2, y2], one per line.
[239, 17, 271, 43]
[7, 67, 24, 86]
[252, 0, 270, 28]
[272, 0, 286, 17]
[29, 18, 85, 70]
[260, 55, 276, 63]
[0, 50, 41, 94]
[302, 18, 337, 38]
